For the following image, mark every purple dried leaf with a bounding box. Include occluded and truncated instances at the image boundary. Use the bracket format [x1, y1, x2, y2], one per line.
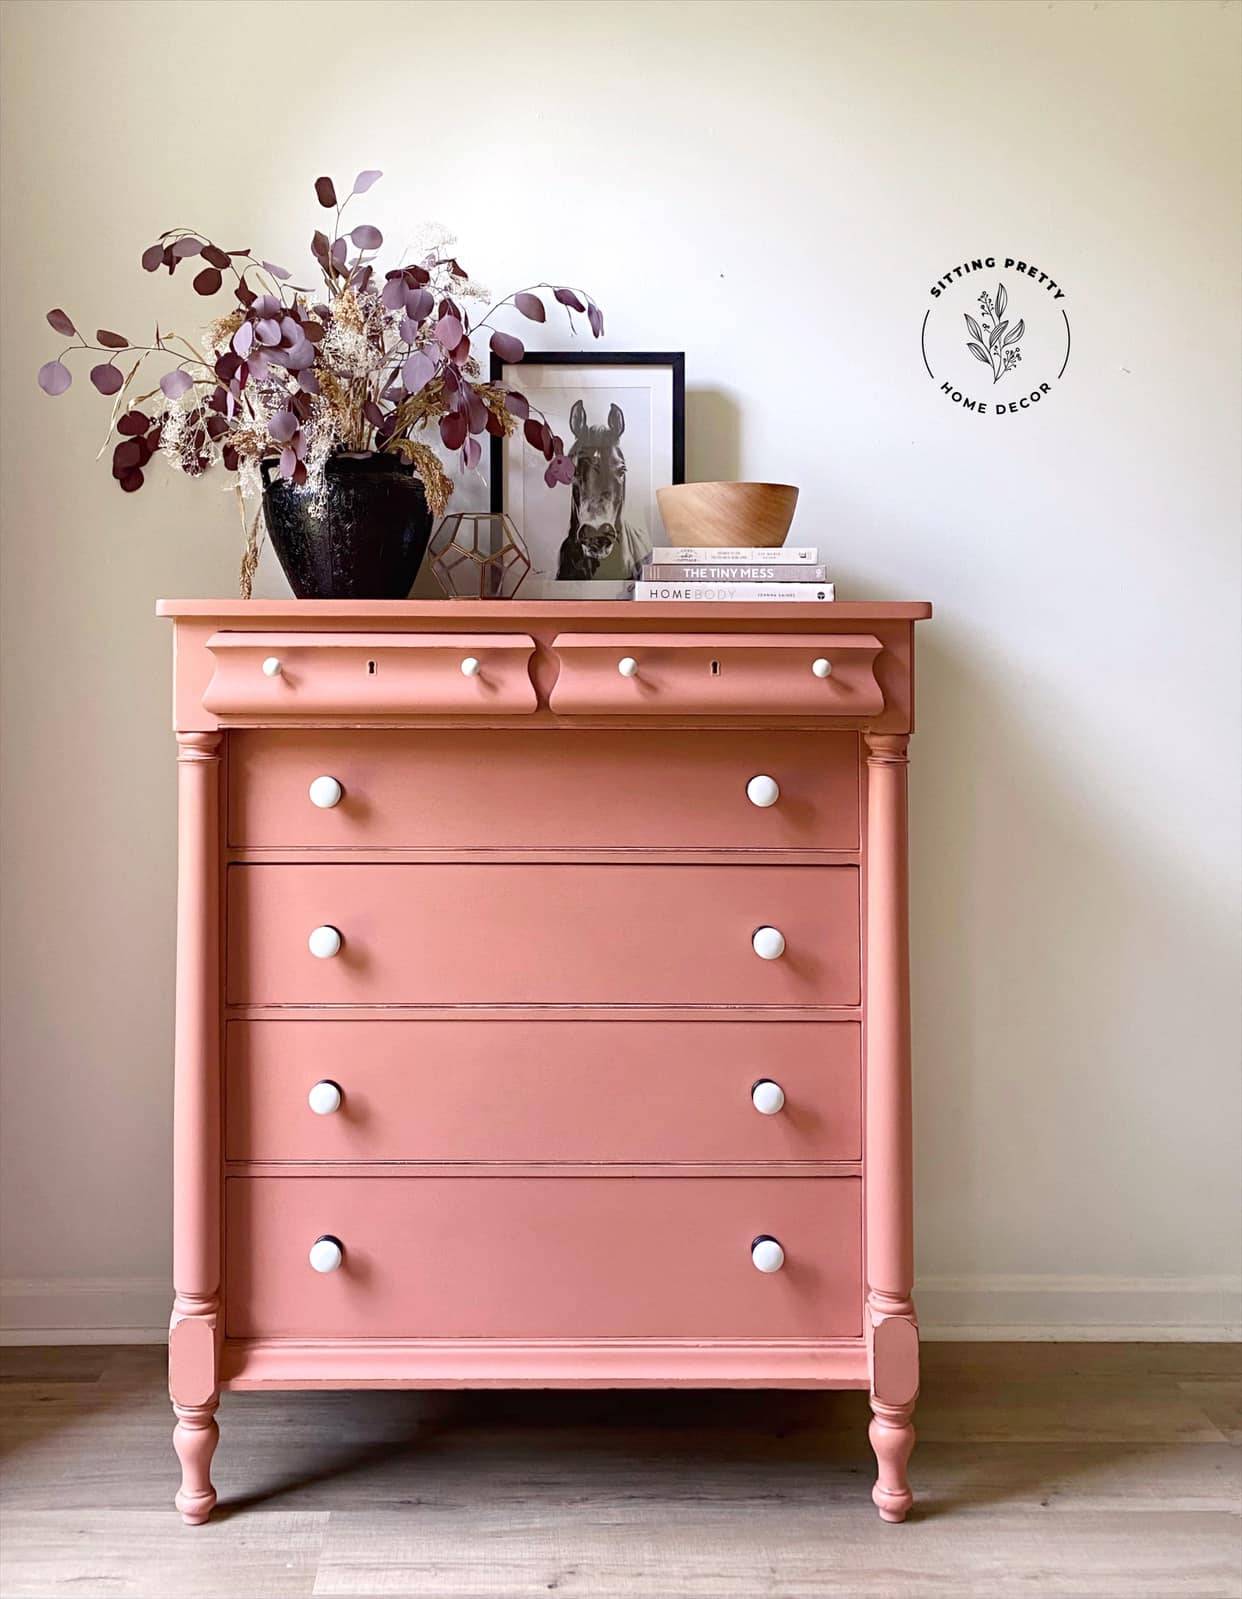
[352, 169, 382, 194]
[314, 176, 337, 209]
[362, 399, 385, 428]
[463, 436, 482, 470]
[280, 314, 301, 344]
[96, 329, 128, 348]
[262, 260, 291, 280]
[404, 285, 433, 322]
[350, 224, 382, 250]
[269, 409, 298, 443]
[311, 230, 331, 267]
[172, 237, 202, 258]
[523, 418, 544, 451]
[514, 292, 546, 323]
[201, 244, 231, 270]
[160, 369, 194, 399]
[297, 368, 320, 395]
[279, 445, 299, 478]
[37, 360, 72, 395]
[252, 293, 281, 318]
[330, 238, 347, 269]
[398, 316, 420, 344]
[46, 308, 76, 336]
[505, 389, 529, 420]
[440, 412, 468, 451]
[254, 318, 282, 346]
[141, 245, 164, 272]
[490, 330, 524, 364]
[587, 302, 604, 338]
[247, 351, 269, 381]
[113, 438, 143, 472]
[301, 320, 324, 344]
[401, 349, 436, 393]
[232, 321, 254, 358]
[435, 314, 463, 350]
[381, 277, 406, 310]
[90, 363, 124, 395]
[192, 267, 223, 296]
[554, 287, 585, 312]
[118, 469, 144, 492]
[117, 410, 148, 436]
[451, 335, 471, 366]
[465, 389, 489, 434]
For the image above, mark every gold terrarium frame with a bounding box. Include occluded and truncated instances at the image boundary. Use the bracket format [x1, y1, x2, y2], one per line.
[427, 512, 531, 599]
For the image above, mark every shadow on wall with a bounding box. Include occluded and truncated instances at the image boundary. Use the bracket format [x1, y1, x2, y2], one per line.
[907, 626, 1238, 1279]
[685, 388, 741, 484]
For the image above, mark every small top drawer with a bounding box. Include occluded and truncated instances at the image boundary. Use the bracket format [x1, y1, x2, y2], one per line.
[549, 633, 884, 718]
[201, 632, 537, 720]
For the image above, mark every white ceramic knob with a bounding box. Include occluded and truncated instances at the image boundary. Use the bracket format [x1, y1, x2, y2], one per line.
[746, 774, 780, 808]
[751, 1079, 786, 1115]
[308, 775, 343, 809]
[811, 657, 832, 678]
[751, 1235, 785, 1273]
[308, 924, 342, 959]
[261, 656, 282, 677]
[618, 656, 639, 678]
[461, 656, 481, 677]
[308, 1080, 342, 1116]
[752, 926, 786, 961]
[308, 1235, 343, 1273]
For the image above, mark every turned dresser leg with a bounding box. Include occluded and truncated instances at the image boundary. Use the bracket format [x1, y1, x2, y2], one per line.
[173, 1401, 219, 1524]
[170, 731, 224, 1524]
[864, 731, 920, 1521]
[868, 1397, 915, 1522]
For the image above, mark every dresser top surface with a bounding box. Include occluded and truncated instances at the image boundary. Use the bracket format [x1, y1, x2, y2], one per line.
[157, 599, 932, 622]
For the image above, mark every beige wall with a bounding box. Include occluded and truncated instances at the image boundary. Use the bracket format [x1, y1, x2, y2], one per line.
[2, 0, 1239, 1339]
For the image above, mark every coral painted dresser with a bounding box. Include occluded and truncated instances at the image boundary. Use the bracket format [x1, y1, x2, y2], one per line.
[158, 597, 931, 1523]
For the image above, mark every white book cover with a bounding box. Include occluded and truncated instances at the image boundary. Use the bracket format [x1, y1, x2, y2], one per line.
[647, 546, 819, 565]
[634, 581, 835, 602]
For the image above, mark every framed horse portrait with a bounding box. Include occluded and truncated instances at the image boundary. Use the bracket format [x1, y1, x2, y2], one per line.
[489, 351, 685, 598]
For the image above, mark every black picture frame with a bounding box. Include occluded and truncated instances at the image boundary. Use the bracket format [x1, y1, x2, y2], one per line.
[488, 350, 686, 515]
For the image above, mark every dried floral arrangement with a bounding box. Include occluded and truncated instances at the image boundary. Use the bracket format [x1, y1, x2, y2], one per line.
[35, 168, 602, 521]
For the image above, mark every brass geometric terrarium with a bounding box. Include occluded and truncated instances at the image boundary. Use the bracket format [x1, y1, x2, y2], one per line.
[427, 512, 531, 599]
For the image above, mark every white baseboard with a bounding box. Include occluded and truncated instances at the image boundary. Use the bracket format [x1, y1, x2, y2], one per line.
[1, 1273, 1238, 1347]
[916, 1273, 1242, 1341]
[0, 1277, 169, 1345]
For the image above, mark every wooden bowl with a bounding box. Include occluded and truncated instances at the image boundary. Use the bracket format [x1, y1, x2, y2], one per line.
[656, 482, 799, 548]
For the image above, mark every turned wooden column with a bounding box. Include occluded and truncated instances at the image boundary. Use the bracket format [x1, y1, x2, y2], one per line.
[863, 731, 918, 1522]
[168, 730, 222, 1525]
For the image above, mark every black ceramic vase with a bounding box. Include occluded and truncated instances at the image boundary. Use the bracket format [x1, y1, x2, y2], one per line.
[261, 453, 434, 599]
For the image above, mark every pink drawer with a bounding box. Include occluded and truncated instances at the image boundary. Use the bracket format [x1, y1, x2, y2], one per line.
[549, 633, 884, 717]
[224, 1175, 862, 1339]
[201, 632, 537, 720]
[227, 729, 860, 852]
[225, 1019, 861, 1162]
[225, 864, 860, 1007]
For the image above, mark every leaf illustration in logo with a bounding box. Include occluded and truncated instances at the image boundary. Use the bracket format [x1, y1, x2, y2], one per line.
[989, 319, 1008, 348]
[1003, 319, 1025, 346]
[965, 314, 984, 342]
[967, 342, 992, 364]
[996, 283, 1007, 319]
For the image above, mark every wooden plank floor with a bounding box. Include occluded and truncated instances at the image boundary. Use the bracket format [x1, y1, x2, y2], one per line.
[0, 1343, 1238, 1598]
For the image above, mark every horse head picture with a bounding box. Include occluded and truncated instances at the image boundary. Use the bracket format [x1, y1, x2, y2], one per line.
[555, 399, 650, 581]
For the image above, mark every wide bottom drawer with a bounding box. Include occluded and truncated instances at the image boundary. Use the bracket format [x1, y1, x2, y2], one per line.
[225, 1176, 862, 1340]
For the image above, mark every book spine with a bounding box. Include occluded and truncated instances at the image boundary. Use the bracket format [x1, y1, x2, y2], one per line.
[634, 581, 835, 602]
[643, 563, 829, 583]
[647, 546, 820, 565]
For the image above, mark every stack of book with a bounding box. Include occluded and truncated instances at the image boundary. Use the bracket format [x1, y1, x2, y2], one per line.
[634, 546, 834, 602]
